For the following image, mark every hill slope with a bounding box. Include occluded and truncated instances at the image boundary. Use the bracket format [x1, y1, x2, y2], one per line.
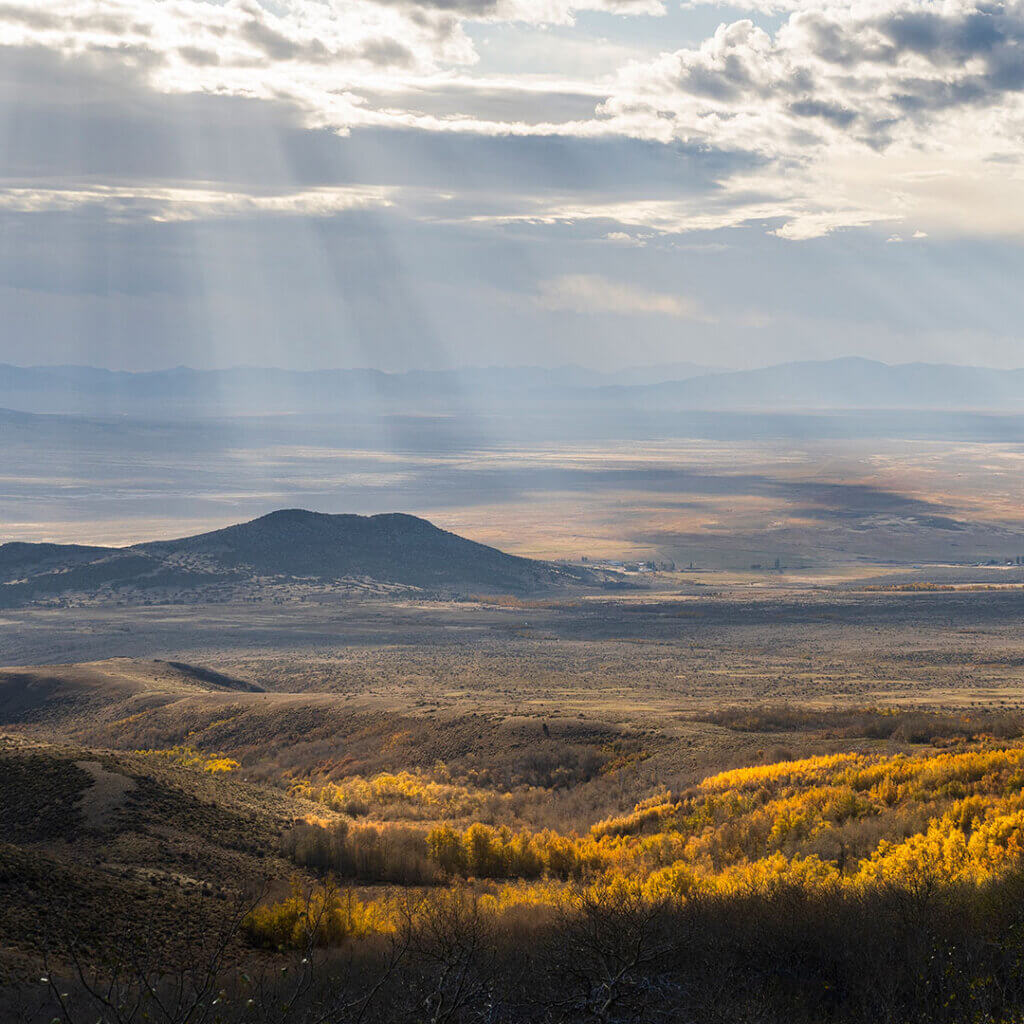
[0, 510, 598, 607]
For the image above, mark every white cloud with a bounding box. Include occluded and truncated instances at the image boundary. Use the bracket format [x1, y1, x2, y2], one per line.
[468, 189, 900, 239]
[0, 0, 475, 76]
[591, 1, 1024, 237]
[537, 274, 709, 317]
[603, 231, 648, 245]
[600, 4, 1024, 154]
[0, 184, 395, 221]
[3, 0, 1024, 244]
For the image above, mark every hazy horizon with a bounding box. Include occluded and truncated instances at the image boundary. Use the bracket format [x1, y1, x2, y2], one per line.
[6, 353, 1024, 375]
[8, 2, 1024, 1014]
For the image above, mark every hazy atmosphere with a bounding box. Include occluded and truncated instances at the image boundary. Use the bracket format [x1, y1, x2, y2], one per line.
[5, 0, 1024, 370]
[7, 3, 1024, 1024]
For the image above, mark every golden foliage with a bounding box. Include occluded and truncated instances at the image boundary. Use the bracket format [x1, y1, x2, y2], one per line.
[257, 746, 1024, 947]
[291, 769, 513, 821]
[243, 880, 386, 948]
[134, 745, 240, 773]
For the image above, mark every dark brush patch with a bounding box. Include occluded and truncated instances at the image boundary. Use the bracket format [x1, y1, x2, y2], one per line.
[0, 753, 89, 842]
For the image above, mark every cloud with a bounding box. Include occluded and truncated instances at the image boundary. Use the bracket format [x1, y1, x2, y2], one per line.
[6, 0, 1024, 376]
[601, 6, 1024, 152]
[369, 0, 663, 15]
[0, 0, 479, 105]
[0, 184, 394, 222]
[0, 0, 662, 107]
[603, 231, 649, 245]
[578, 2, 1024, 237]
[537, 274, 709, 317]
[3, 0, 1024, 246]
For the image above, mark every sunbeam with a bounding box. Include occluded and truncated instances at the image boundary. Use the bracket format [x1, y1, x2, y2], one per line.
[5, 5, 1024, 1021]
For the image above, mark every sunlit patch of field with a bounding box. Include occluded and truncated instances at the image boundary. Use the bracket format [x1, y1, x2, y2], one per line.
[0, 516, 238, 547]
[9, 433, 1024, 570]
[863, 442, 1024, 526]
[420, 496, 662, 562]
[411, 439, 1024, 567]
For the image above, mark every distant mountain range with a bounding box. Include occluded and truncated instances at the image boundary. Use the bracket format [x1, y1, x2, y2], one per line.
[616, 358, 1024, 411]
[0, 510, 603, 607]
[1, 358, 1023, 415]
[0, 361, 717, 416]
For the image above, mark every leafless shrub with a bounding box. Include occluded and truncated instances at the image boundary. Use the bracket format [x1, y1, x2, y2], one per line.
[282, 820, 440, 885]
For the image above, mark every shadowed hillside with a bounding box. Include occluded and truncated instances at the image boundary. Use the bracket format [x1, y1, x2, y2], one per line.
[0, 510, 604, 607]
[0, 658, 265, 728]
[138, 510, 576, 586]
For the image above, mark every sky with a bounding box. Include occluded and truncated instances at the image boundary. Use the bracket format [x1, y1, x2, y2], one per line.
[3, 0, 1024, 371]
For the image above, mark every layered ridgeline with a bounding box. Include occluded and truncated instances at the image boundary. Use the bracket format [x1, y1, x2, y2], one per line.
[0, 510, 601, 606]
[0, 362, 715, 416]
[3, 358, 1024, 416]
